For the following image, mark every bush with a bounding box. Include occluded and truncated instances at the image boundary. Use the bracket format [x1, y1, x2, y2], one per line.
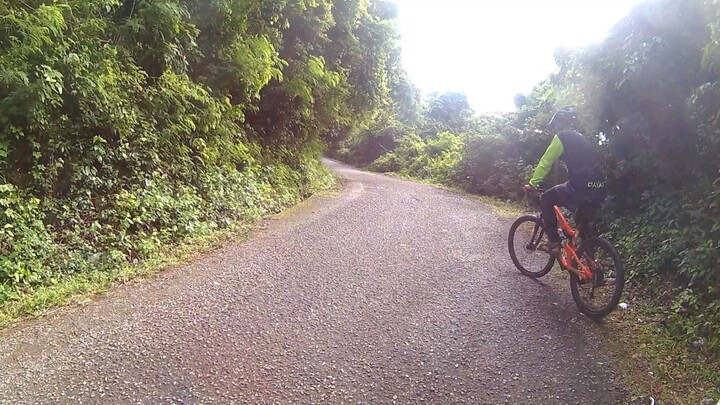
[0, 185, 53, 287]
[370, 132, 463, 184]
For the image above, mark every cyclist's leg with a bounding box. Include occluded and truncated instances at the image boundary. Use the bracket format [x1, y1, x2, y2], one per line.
[575, 195, 613, 286]
[575, 204, 597, 242]
[576, 193, 605, 242]
[540, 182, 574, 244]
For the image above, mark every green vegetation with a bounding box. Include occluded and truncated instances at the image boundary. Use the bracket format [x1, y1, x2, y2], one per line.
[2, 0, 718, 397]
[333, 0, 720, 360]
[0, 220, 247, 326]
[0, 0, 406, 319]
[602, 288, 720, 404]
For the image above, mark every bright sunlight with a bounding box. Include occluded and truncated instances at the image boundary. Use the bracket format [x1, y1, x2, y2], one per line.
[393, 0, 646, 112]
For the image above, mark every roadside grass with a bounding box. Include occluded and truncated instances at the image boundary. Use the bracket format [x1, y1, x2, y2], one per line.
[601, 290, 720, 405]
[0, 223, 249, 328]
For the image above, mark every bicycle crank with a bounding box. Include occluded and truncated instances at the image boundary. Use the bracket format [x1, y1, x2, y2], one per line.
[566, 265, 591, 282]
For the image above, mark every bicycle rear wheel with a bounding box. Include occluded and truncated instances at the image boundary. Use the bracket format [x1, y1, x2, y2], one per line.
[570, 237, 625, 318]
[508, 215, 555, 278]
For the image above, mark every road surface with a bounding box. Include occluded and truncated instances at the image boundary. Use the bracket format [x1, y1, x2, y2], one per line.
[0, 160, 628, 404]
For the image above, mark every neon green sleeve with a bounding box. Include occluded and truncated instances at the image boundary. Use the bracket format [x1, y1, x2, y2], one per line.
[529, 135, 564, 187]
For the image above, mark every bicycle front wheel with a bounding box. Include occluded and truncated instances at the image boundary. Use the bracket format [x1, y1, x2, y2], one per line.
[508, 215, 555, 278]
[570, 237, 625, 318]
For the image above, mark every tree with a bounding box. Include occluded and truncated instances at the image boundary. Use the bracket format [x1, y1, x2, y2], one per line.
[422, 92, 474, 136]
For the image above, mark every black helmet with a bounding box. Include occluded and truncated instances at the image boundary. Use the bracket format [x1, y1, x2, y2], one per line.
[548, 106, 578, 130]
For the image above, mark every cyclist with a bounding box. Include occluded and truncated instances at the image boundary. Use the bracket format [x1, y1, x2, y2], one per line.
[524, 106, 606, 255]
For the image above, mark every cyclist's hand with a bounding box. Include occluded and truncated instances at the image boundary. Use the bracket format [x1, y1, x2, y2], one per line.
[523, 184, 538, 194]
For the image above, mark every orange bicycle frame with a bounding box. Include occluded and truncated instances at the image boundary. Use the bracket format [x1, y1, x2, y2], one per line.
[553, 206, 593, 281]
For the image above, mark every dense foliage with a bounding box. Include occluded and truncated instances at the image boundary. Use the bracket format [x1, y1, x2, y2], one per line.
[335, 0, 720, 353]
[0, 0, 405, 303]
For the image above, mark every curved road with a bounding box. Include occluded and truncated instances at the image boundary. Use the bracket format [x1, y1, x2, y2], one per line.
[0, 160, 628, 404]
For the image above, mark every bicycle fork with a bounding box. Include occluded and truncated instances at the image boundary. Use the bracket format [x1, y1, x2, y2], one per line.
[526, 221, 544, 251]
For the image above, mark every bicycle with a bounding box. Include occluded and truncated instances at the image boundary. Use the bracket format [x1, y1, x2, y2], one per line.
[507, 188, 625, 318]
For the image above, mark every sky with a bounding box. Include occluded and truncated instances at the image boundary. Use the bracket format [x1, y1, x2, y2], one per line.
[391, 0, 645, 113]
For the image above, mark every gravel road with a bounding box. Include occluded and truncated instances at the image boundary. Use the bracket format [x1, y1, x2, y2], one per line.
[0, 159, 630, 404]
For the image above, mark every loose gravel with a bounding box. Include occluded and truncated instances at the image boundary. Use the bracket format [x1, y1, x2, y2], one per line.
[0, 160, 629, 404]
